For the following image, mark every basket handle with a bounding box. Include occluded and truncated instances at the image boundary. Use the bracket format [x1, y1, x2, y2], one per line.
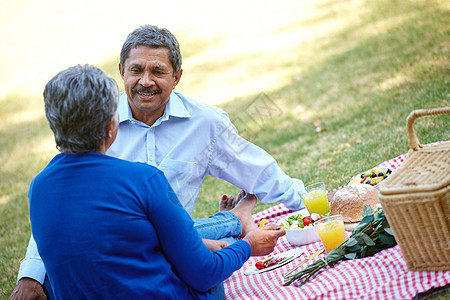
[406, 107, 450, 150]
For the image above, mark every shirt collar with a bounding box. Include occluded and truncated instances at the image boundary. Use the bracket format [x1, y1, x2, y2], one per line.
[161, 91, 191, 120]
[118, 91, 191, 124]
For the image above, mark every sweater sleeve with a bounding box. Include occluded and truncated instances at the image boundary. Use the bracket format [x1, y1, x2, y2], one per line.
[145, 171, 251, 292]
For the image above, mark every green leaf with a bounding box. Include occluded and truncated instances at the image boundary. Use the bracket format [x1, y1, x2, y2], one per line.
[345, 237, 358, 247]
[326, 248, 345, 261]
[373, 211, 381, 220]
[351, 221, 370, 235]
[360, 245, 367, 257]
[360, 215, 374, 225]
[384, 227, 394, 235]
[362, 205, 373, 217]
[374, 221, 384, 231]
[344, 252, 357, 260]
[348, 244, 361, 252]
[378, 233, 395, 245]
[361, 233, 376, 246]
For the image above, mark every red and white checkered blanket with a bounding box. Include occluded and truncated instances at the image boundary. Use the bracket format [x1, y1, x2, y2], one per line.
[225, 145, 450, 299]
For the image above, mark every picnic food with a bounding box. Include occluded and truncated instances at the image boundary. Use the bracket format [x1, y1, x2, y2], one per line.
[245, 248, 305, 275]
[283, 205, 397, 286]
[330, 184, 379, 224]
[349, 167, 392, 186]
[255, 256, 289, 270]
[283, 213, 322, 246]
[259, 219, 268, 227]
[282, 212, 321, 230]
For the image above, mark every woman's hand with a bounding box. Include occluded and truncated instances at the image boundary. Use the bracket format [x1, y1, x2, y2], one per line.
[202, 238, 230, 251]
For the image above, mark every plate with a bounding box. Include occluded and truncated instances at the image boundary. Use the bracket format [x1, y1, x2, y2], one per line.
[244, 248, 305, 275]
[348, 167, 392, 187]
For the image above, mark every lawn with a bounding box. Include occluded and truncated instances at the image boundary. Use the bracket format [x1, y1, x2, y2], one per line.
[0, 0, 449, 298]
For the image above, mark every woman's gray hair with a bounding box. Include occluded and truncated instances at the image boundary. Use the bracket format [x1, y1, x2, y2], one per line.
[120, 25, 182, 76]
[43, 64, 119, 153]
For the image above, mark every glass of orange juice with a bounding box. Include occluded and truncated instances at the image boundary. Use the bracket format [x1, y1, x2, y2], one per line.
[314, 214, 346, 252]
[302, 182, 329, 215]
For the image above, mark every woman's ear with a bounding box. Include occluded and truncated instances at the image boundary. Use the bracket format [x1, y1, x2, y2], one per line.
[105, 114, 119, 150]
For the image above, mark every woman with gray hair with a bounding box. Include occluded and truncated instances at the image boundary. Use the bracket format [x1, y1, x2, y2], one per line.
[28, 64, 284, 299]
[43, 64, 120, 153]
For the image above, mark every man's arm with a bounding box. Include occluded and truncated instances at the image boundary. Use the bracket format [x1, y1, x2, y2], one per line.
[9, 277, 47, 300]
[9, 235, 48, 300]
[209, 114, 307, 210]
[16, 235, 46, 283]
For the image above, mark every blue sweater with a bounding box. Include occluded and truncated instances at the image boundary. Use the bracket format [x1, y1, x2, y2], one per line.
[29, 152, 251, 299]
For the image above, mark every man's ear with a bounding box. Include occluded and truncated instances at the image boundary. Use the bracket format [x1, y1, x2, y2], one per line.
[119, 63, 125, 79]
[173, 69, 183, 89]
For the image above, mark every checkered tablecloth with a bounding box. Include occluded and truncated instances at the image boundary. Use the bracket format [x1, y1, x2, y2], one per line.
[224, 144, 450, 299]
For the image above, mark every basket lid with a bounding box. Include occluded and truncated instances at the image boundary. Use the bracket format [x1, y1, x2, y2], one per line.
[379, 142, 450, 195]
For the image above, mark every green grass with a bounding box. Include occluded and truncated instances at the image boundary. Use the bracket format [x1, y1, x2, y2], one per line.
[1, 0, 449, 298]
[191, 0, 449, 219]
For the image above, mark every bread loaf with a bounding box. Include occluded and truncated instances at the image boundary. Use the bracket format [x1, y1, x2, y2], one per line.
[330, 184, 379, 223]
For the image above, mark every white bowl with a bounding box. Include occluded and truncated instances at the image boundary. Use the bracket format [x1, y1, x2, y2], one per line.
[285, 226, 321, 246]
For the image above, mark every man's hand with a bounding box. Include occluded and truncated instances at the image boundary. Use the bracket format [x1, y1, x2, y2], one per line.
[8, 277, 47, 300]
[202, 238, 230, 251]
[242, 224, 285, 256]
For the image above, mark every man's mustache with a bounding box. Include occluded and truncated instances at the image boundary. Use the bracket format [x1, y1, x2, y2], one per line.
[133, 87, 162, 94]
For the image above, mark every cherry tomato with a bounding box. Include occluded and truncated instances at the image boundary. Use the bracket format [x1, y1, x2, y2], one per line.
[255, 261, 265, 270]
[303, 216, 312, 226]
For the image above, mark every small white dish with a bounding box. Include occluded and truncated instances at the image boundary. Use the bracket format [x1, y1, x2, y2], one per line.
[281, 209, 321, 246]
[285, 226, 321, 246]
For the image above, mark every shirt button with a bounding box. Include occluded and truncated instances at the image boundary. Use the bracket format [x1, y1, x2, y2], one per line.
[149, 156, 153, 161]
[131, 120, 135, 124]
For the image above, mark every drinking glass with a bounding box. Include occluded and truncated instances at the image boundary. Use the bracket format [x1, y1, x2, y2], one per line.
[314, 214, 346, 252]
[302, 182, 329, 215]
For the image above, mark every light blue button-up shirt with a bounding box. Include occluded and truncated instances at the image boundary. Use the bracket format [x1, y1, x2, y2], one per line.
[18, 91, 306, 283]
[108, 91, 306, 215]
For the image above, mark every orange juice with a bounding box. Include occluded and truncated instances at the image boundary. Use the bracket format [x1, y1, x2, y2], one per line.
[302, 190, 329, 215]
[314, 215, 346, 252]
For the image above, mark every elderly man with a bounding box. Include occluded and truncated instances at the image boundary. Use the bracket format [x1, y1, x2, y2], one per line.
[10, 25, 306, 299]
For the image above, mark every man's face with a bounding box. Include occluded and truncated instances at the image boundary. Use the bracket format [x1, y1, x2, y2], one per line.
[119, 46, 182, 122]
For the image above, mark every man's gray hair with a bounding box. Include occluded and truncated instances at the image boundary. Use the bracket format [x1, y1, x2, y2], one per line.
[120, 25, 182, 76]
[43, 64, 119, 153]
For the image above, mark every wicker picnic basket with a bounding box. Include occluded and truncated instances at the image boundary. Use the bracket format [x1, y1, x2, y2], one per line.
[378, 107, 450, 271]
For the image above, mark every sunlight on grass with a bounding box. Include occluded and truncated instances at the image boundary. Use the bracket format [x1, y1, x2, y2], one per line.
[34, 136, 57, 153]
[5, 106, 44, 127]
[380, 73, 417, 91]
[0, 195, 9, 205]
[178, 6, 363, 105]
